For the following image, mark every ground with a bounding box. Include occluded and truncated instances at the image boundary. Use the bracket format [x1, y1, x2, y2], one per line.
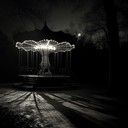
[0, 83, 127, 128]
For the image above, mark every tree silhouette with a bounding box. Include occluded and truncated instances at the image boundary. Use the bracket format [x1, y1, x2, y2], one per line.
[103, 0, 120, 86]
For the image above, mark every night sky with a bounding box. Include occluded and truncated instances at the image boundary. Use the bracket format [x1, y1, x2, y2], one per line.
[0, 0, 128, 42]
[0, 0, 104, 40]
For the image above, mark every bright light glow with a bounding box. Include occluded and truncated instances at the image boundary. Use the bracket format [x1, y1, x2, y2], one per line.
[16, 39, 75, 52]
[16, 39, 75, 75]
[34, 44, 56, 50]
[77, 33, 81, 37]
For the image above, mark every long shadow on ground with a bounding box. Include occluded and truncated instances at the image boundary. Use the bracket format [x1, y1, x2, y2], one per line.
[38, 92, 103, 128]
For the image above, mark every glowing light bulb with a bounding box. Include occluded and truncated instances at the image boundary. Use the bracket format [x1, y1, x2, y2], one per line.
[77, 33, 81, 37]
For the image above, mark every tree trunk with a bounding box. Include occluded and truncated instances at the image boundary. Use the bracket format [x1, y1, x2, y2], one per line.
[103, 0, 120, 86]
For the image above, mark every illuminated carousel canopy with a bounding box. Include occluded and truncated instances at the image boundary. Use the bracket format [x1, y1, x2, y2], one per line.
[16, 39, 75, 53]
[14, 22, 76, 75]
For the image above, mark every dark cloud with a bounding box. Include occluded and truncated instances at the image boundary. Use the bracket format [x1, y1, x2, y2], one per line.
[1, 0, 124, 41]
